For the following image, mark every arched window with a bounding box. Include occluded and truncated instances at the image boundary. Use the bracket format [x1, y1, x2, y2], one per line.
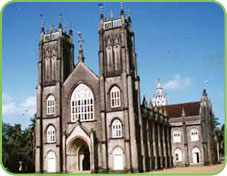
[113, 147, 124, 170]
[190, 129, 199, 141]
[51, 56, 57, 81]
[110, 86, 121, 108]
[112, 119, 123, 138]
[174, 148, 183, 162]
[71, 84, 94, 122]
[192, 147, 200, 164]
[47, 95, 55, 115]
[113, 45, 121, 71]
[47, 151, 56, 173]
[45, 57, 50, 81]
[106, 46, 113, 72]
[173, 130, 181, 143]
[47, 125, 56, 143]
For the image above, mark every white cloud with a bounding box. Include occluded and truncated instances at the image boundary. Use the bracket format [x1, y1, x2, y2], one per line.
[2, 92, 36, 118]
[2, 92, 17, 116]
[21, 96, 36, 117]
[163, 74, 192, 91]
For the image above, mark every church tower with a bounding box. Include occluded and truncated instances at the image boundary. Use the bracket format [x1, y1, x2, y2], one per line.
[35, 19, 74, 173]
[98, 4, 142, 172]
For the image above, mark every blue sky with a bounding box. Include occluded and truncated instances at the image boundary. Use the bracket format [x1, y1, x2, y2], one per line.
[2, 2, 225, 129]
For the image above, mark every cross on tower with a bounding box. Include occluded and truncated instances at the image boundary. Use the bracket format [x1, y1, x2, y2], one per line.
[77, 32, 84, 50]
[204, 80, 208, 90]
[120, 2, 124, 10]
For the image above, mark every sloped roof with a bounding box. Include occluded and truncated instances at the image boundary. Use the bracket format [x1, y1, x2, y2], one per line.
[162, 101, 201, 118]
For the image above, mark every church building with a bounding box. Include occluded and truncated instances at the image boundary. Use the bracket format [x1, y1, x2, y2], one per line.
[35, 5, 218, 173]
[152, 81, 219, 167]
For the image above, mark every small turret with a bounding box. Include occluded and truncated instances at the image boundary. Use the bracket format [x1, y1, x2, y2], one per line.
[202, 80, 209, 102]
[181, 107, 186, 117]
[58, 14, 63, 36]
[152, 79, 168, 107]
[142, 95, 147, 107]
[68, 22, 73, 43]
[40, 14, 45, 41]
[120, 2, 125, 25]
[99, 3, 104, 30]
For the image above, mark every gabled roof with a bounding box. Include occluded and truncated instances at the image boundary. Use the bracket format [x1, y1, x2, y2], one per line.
[63, 62, 99, 85]
[162, 101, 201, 118]
[74, 62, 99, 80]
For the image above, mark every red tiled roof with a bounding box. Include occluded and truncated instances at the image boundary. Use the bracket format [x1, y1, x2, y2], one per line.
[162, 101, 201, 118]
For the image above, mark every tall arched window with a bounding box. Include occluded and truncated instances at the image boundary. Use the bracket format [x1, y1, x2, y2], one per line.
[45, 57, 50, 81]
[112, 119, 123, 138]
[190, 129, 199, 141]
[110, 86, 121, 108]
[71, 84, 94, 122]
[106, 46, 113, 72]
[47, 125, 56, 143]
[113, 147, 124, 170]
[113, 45, 121, 71]
[174, 148, 183, 162]
[51, 56, 57, 81]
[173, 130, 181, 143]
[47, 151, 56, 173]
[47, 95, 55, 115]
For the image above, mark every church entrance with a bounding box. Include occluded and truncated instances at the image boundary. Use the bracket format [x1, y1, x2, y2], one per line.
[78, 145, 90, 171]
[113, 147, 124, 170]
[67, 137, 91, 173]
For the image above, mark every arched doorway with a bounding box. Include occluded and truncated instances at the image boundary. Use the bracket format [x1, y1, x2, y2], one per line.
[47, 151, 56, 173]
[192, 147, 200, 164]
[67, 137, 90, 172]
[113, 147, 124, 170]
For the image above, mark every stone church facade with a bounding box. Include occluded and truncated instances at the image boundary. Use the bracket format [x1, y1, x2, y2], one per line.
[35, 6, 218, 173]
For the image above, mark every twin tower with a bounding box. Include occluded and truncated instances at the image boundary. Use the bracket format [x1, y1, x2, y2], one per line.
[35, 5, 153, 173]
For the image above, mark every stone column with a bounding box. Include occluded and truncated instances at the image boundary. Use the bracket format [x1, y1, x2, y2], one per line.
[158, 123, 163, 169]
[152, 121, 158, 170]
[162, 125, 167, 168]
[147, 120, 151, 171]
[166, 126, 171, 168]
[149, 121, 153, 170]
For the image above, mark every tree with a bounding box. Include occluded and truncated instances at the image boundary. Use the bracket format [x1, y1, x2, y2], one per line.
[214, 124, 225, 156]
[2, 118, 36, 173]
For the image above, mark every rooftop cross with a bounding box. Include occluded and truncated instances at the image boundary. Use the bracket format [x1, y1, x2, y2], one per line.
[77, 32, 84, 50]
[120, 2, 124, 10]
[59, 13, 63, 23]
[204, 80, 208, 90]
[98, 3, 104, 14]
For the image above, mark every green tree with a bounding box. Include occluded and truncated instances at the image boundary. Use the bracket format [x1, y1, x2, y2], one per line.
[214, 124, 225, 156]
[2, 118, 36, 173]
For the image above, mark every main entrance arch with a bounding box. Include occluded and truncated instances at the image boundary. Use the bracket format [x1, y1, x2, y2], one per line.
[67, 137, 91, 172]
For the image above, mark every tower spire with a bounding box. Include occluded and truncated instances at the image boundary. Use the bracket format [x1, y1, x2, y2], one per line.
[98, 3, 104, 29]
[120, 2, 125, 24]
[77, 32, 85, 62]
[120, 2, 124, 14]
[58, 13, 63, 29]
[40, 14, 45, 33]
[69, 22, 72, 33]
